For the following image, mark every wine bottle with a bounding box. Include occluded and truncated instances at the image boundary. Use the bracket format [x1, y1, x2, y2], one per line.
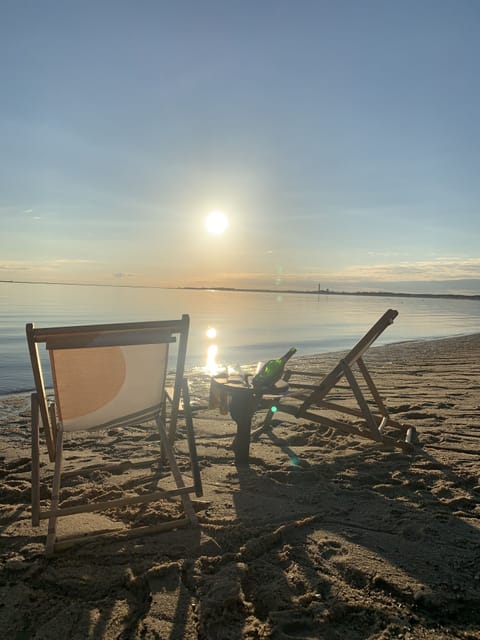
[252, 347, 297, 389]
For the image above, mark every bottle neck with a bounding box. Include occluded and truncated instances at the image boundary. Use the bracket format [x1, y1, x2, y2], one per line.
[281, 348, 296, 363]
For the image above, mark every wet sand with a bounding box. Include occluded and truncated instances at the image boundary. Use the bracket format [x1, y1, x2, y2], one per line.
[1, 334, 480, 639]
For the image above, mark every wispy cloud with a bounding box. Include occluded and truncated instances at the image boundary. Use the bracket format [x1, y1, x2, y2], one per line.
[330, 257, 480, 282]
[113, 272, 141, 279]
[179, 258, 480, 293]
[207, 258, 480, 285]
[0, 206, 43, 221]
[51, 259, 100, 266]
[0, 258, 101, 273]
[0, 264, 30, 271]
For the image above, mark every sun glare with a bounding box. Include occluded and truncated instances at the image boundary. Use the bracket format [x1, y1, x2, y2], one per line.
[206, 327, 217, 339]
[205, 344, 220, 376]
[205, 210, 228, 235]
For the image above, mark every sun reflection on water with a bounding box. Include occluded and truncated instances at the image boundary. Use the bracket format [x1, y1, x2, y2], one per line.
[205, 343, 222, 376]
[204, 326, 224, 376]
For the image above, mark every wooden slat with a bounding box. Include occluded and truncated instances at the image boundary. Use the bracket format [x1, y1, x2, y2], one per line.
[26, 324, 55, 461]
[342, 308, 398, 366]
[167, 316, 189, 443]
[182, 378, 203, 497]
[31, 393, 40, 527]
[45, 425, 64, 555]
[340, 360, 381, 439]
[156, 415, 197, 523]
[45, 331, 176, 349]
[39, 485, 197, 519]
[30, 317, 188, 341]
[357, 357, 390, 418]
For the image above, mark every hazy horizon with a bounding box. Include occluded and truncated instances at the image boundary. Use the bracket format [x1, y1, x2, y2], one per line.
[2, 277, 480, 298]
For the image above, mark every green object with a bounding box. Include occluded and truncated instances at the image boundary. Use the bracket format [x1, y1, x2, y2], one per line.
[252, 347, 297, 389]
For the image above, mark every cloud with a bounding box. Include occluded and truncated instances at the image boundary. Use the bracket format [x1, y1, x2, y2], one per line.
[0, 264, 31, 271]
[113, 272, 140, 279]
[178, 258, 480, 295]
[206, 258, 480, 286]
[0, 206, 41, 219]
[0, 258, 101, 274]
[51, 259, 100, 266]
[331, 257, 480, 282]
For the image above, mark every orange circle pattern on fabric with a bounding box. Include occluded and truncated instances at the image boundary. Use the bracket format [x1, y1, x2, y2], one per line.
[52, 346, 127, 421]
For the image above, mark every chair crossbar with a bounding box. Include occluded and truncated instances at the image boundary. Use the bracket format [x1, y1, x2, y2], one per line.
[45, 331, 176, 350]
[39, 485, 197, 519]
[29, 318, 188, 340]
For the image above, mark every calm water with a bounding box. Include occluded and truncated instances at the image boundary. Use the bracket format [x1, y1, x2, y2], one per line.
[1, 281, 480, 395]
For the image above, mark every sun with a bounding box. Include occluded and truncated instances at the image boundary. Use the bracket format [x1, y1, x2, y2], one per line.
[206, 327, 217, 339]
[205, 210, 228, 235]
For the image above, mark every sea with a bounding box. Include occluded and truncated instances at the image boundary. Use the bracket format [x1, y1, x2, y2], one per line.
[1, 281, 480, 396]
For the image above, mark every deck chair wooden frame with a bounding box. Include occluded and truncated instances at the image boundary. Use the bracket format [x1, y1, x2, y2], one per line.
[26, 315, 203, 555]
[257, 309, 416, 452]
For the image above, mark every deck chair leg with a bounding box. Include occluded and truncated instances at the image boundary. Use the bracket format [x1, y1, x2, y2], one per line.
[45, 425, 64, 555]
[155, 416, 198, 525]
[263, 405, 276, 430]
[357, 358, 390, 427]
[254, 372, 294, 436]
[340, 360, 381, 440]
[261, 373, 294, 431]
[159, 390, 170, 462]
[167, 381, 183, 445]
[31, 393, 41, 527]
[250, 402, 278, 442]
[182, 379, 203, 497]
[48, 402, 57, 444]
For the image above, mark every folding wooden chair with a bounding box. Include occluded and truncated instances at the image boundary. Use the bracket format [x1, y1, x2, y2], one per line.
[26, 315, 202, 555]
[257, 309, 416, 452]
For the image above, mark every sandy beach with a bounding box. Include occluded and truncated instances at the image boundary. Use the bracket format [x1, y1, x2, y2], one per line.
[1, 334, 480, 639]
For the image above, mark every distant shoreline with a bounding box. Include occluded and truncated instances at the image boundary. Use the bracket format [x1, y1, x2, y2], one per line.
[1, 279, 480, 301]
[180, 286, 480, 301]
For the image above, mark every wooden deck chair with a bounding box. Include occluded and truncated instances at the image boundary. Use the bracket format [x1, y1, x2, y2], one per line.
[26, 315, 203, 555]
[257, 309, 416, 452]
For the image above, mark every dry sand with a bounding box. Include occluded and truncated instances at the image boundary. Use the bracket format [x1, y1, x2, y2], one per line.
[1, 334, 480, 639]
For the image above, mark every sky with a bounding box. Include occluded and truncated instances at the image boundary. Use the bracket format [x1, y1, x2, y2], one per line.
[1, 0, 480, 294]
